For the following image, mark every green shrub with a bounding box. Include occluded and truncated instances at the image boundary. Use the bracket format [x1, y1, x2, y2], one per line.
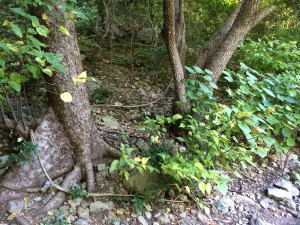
[90, 88, 112, 104]
[110, 64, 299, 199]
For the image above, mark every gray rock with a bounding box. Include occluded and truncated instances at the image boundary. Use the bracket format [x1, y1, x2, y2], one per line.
[73, 219, 90, 225]
[68, 198, 82, 206]
[0, 155, 9, 167]
[78, 207, 90, 219]
[7, 200, 24, 214]
[97, 164, 107, 172]
[267, 188, 293, 200]
[40, 181, 51, 193]
[275, 178, 299, 196]
[136, 138, 150, 151]
[138, 28, 157, 44]
[101, 116, 120, 130]
[90, 201, 114, 213]
[138, 216, 149, 225]
[158, 216, 170, 224]
[255, 218, 272, 225]
[279, 198, 296, 210]
[260, 198, 271, 209]
[290, 166, 300, 182]
[179, 212, 187, 218]
[33, 196, 42, 202]
[153, 223, 159, 225]
[219, 196, 235, 213]
[234, 195, 261, 209]
[124, 169, 161, 196]
[86, 78, 101, 95]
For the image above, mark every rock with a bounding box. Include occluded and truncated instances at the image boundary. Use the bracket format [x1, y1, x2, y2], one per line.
[290, 166, 300, 182]
[33, 196, 42, 202]
[78, 207, 90, 219]
[101, 116, 120, 130]
[73, 219, 90, 225]
[68, 198, 82, 206]
[137, 216, 149, 225]
[234, 195, 261, 209]
[153, 223, 159, 225]
[97, 164, 107, 172]
[279, 198, 296, 210]
[179, 212, 187, 218]
[260, 198, 271, 209]
[124, 169, 161, 196]
[86, 78, 101, 95]
[275, 178, 299, 196]
[219, 196, 235, 213]
[158, 216, 170, 224]
[145, 211, 152, 219]
[40, 181, 51, 193]
[7, 200, 24, 214]
[138, 28, 157, 44]
[90, 201, 114, 213]
[0, 155, 9, 167]
[136, 138, 150, 151]
[267, 188, 293, 200]
[255, 218, 272, 225]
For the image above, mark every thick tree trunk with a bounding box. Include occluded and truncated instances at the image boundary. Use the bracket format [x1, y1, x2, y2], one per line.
[163, 0, 188, 111]
[0, 0, 119, 212]
[196, 0, 275, 83]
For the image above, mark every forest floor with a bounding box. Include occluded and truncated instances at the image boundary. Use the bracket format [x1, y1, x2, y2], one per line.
[0, 42, 300, 225]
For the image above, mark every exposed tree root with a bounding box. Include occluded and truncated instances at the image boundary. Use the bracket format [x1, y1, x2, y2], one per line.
[37, 166, 82, 215]
[15, 216, 31, 225]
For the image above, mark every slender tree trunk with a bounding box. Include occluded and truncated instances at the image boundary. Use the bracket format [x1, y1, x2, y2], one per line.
[0, 0, 119, 213]
[163, 0, 188, 111]
[196, 0, 275, 83]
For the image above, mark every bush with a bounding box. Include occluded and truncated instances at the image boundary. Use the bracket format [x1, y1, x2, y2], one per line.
[110, 64, 299, 199]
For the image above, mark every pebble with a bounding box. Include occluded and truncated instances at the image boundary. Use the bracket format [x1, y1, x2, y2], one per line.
[153, 223, 159, 225]
[78, 207, 90, 219]
[73, 219, 90, 225]
[137, 216, 148, 225]
[90, 201, 114, 213]
[33, 196, 42, 202]
[179, 212, 187, 218]
[145, 211, 152, 219]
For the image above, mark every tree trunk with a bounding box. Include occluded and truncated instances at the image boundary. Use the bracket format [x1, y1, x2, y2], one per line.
[163, 0, 188, 111]
[0, 0, 119, 213]
[196, 0, 275, 83]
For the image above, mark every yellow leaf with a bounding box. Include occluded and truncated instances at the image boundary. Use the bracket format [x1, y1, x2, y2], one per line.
[42, 13, 48, 20]
[185, 186, 191, 193]
[3, 20, 10, 26]
[60, 92, 73, 103]
[141, 158, 149, 165]
[152, 136, 160, 144]
[141, 164, 147, 170]
[133, 157, 142, 162]
[73, 71, 87, 84]
[59, 26, 70, 36]
[206, 183, 212, 195]
[17, 137, 23, 142]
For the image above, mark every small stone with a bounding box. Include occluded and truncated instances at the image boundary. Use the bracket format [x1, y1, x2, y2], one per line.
[40, 181, 51, 193]
[203, 206, 210, 216]
[260, 198, 270, 209]
[179, 212, 186, 218]
[144, 203, 152, 211]
[153, 223, 159, 225]
[219, 196, 235, 213]
[275, 178, 299, 197]
[78, 207, 90, 219]
[158, 216, 170, 224]
[68, 198, 82, 206]
[145, 212, 152, 219]
[90, 201, 114, 213]
[73, 219, 90, 225]
[97, 164, 107, 172]
[138, 216, 149, 225]
[7, 200, 24, 214]
[33, 196, 42, 202]
[154, 213, 161, 218]
[267, 188, 293, 201]
[234, 195, 261, 209]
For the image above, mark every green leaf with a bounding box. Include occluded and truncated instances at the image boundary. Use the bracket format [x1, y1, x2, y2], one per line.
[238, 121, 251, 135]
[52, 64, 67, 74]
[11, 8, 28, 17]
[282, 128, 292, 138]
[209, 82, 218, 89]
[10, 72, 28, 83]
[256, 147, 268, 158]
[27, 64, 40, 78]
[172, 114, 183, 121]
[286, 138, 295, 147]
[59, 26, 70, 36]
[218, 182, 228, 195]
[240, 63, 249, 70]
[109, 160, 119, 172]
[263, 137, 275, 147]
[10, 24, 23, 38]
[176, 137, 185, 143]
[198, 182, 206, 195]
[193, 66, 204, 74]
[262, 88, 275, 97]
[42, 68, 53, 76]
[36, 25, 49, 37]
[29, 15, 40, 27]
[8, 81, 21, 92]
[0, 58, 5, 68]
[240, 85, 250, 94]
[185, 66, 195, 74]
[204, 69, 213, 75]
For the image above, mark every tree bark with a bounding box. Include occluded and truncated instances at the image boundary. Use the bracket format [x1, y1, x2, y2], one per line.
[196, 0, 275, 83]
[163, 0, 188, 110]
